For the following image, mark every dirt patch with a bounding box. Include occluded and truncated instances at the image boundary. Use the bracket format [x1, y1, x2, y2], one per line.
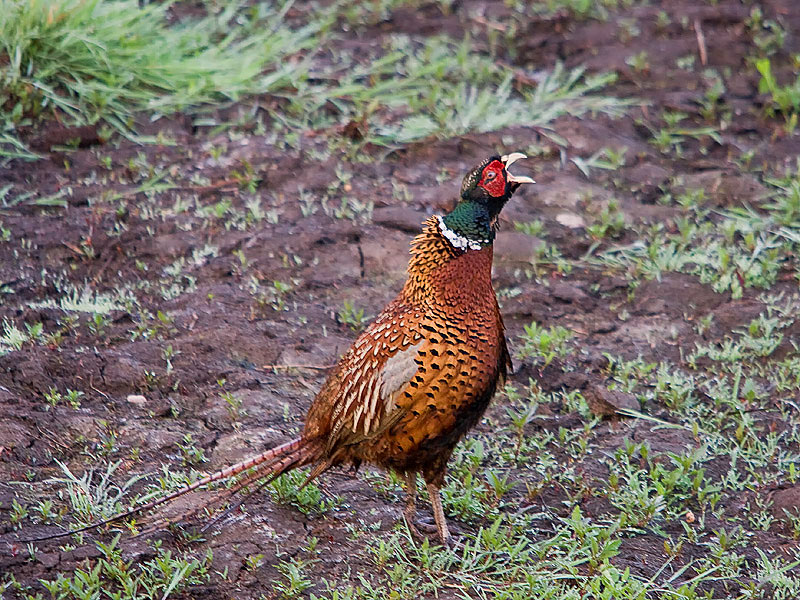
[2, 0, 800, 598]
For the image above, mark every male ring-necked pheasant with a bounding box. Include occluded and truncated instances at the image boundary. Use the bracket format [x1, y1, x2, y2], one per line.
[39, 153, 534, 546]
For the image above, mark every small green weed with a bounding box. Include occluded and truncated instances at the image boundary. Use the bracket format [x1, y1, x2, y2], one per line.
[756, 58, 800, 133]
[38, 535, 212, 600]
[337, 300, 369, 331]
[270, 470, 341, 515]
[515, 220, 545, 237]
[518, 322, 573, 366]
[44, 387, 84, 410]
[176, 434, 208, 466]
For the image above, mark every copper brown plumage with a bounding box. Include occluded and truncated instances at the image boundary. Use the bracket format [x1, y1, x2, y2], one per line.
[32, 153, 535, 546]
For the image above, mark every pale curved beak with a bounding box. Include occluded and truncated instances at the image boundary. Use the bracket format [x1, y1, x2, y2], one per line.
[501, 152, 535, 185]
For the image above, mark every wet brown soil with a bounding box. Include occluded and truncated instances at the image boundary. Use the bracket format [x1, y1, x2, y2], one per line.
[2, 0, 800, 597]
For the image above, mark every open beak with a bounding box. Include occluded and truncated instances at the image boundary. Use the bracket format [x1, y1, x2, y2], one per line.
[500, 152, 535, 185]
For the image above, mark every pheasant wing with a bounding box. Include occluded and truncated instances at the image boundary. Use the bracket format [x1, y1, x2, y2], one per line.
[317, 301, 432, 446]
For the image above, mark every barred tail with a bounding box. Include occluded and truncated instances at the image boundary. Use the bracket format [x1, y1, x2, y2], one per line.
[194, 439, 320, 533]
[27, 437, 310, 542]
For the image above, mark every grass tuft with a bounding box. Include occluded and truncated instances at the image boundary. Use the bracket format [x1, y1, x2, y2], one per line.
[0, 0, 327, 156]
[315, 36, 634, 146]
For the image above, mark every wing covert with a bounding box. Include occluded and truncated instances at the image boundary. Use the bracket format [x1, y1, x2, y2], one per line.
[326, 304, 427, 443]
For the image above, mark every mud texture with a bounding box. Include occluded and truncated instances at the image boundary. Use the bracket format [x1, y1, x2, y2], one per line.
[2, 1, 800, 598]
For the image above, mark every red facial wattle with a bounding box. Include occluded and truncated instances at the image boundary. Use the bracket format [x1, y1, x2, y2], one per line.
[478, 160, 507, 197]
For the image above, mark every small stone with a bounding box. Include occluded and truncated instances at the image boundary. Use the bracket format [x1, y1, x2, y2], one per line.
[583, 384, 639, 417]
[556, 212, 586, 229]
[550, 281, 590, 305]
[37, 551, 60, 569]
[626, 163, 670, 188]
[127, 394, 147, 406]
[643, 298, 668, 315]
[589, 319, 618, 334]
[769, 485, 800, 521]
[685, 510, 696, 524]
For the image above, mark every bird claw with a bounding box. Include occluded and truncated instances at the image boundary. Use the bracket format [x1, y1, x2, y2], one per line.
[412, 516, 439, 535]
[442, 533, 464, 551]
[403, 518, 425, 543]
[402, 515, 463, 550]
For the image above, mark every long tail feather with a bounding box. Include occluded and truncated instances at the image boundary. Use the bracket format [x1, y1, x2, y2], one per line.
[25, 437, 308, 542]
[198, 445, 316, 533]
[132, 442, 311, 538]
[153, 440, 318, 536]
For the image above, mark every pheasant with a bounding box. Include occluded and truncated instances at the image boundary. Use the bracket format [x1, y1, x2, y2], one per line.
[34, 153, 534, 546]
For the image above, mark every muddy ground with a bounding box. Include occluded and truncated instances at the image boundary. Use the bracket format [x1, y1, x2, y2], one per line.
[2, 0, 800, 598]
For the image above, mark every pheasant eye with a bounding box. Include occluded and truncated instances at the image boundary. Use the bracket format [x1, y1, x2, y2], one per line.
[485, 171, 496, 180]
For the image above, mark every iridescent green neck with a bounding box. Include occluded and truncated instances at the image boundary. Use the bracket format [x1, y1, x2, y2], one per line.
[439, 201, 494, 250]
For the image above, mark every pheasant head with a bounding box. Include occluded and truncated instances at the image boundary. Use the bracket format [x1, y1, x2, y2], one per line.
[440, 153, 535, 250]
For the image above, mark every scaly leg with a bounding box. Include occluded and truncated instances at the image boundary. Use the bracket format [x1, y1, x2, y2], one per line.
[402, 472, 424, 540]
[425, 481, 451, 546]
[403, 472, 417, 524]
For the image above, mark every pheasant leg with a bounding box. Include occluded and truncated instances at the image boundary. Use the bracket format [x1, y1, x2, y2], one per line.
[426, 481, 451, 546]
[402, 472, 417, 523]
[401, 472, 426, 540]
